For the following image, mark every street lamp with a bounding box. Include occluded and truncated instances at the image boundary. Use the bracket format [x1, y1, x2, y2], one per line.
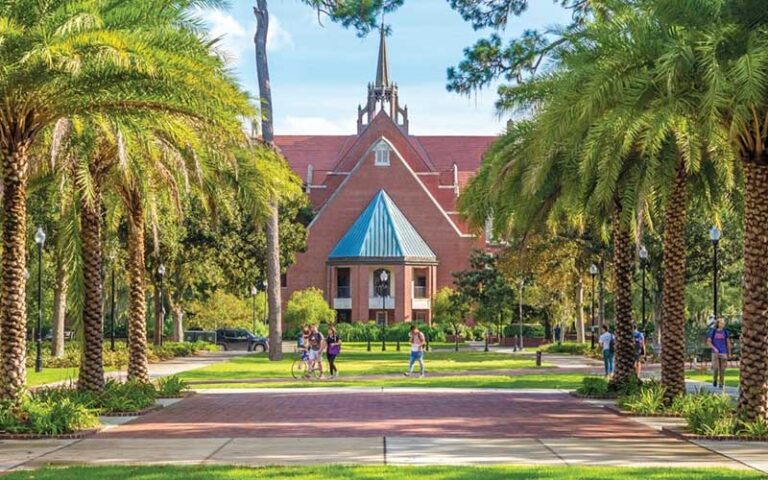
[589, 263, 598, 349]
[34, 227, 46, 373]
[157, 263, 166, 346]
[251, 285, 258, 333]
[710, 226, 721, 319]
[378, 270, 389, 351]
[518, 280, 524, 351]
[639, 246, 649, 334]
[262, 279, 268, 324]
[109, 251, 117, 351]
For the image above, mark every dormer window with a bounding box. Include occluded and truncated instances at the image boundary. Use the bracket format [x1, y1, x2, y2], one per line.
[374, 141, 391, 166]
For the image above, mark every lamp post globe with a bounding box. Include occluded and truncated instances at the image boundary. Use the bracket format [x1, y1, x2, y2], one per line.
[262, 279, 268, 324]
[251, 285, 258, 333]
[34, 227, 46, 373]
[639, 246, 649, 334]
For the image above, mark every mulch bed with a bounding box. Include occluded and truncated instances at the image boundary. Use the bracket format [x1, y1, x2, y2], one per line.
[0, 428, 100, 440]
[662, 426, 768, 442]
[569, 391, 617, 400]
[603, 404, 684, 418]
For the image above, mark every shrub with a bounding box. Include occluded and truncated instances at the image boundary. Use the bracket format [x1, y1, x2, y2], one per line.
[740, 417, 768, 437]
[471, 325, 488, 341]
[156, 375, 189, 398]
[503, 323, 545, 338]
[284, 288, 335, 330]
[684, 393, 735, 435]
[0, 397, 99, 435]
[576, 376, 610, 397]
[539, 342, 592, 355]
[186, 290, 267, 335]
[618, 381, 666, 414]
[97, 380, 157, 413]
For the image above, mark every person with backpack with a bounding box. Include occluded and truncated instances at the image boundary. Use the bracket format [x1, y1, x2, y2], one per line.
[598, 324, 614, 377]
[633, 328, 646, 377]
[404, 324, 426, 377]
[707, 317, 731, 390]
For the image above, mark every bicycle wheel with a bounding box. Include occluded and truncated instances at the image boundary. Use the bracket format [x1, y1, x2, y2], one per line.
[291, 358, 307, 380]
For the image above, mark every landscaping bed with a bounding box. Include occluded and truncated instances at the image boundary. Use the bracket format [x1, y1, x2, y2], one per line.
[0, 375, 191, 436]
[661, 426, 768, 442]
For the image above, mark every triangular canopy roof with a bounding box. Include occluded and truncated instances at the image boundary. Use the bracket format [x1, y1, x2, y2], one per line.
[328, 190, 437, 263]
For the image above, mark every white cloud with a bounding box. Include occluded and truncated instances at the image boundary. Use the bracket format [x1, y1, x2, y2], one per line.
[197, 9, 293, 65]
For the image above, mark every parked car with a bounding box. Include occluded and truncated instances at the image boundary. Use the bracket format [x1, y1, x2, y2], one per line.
[215, 328, 269, 353]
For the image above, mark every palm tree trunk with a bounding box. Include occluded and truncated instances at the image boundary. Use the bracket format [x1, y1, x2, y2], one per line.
[609, 204, 638, 389]
[51, 252, 69, 358]
[660, 161, 688, 402]
[255, 0, 283, 361]
[126, 189, 150, 382]
[576, 276, 586, 343]
[738, 157, 768, 421]
[78, 193, 105, 393]
[0, 141, 30, 403]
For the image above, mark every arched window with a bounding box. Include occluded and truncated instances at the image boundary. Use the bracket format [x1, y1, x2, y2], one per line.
[373, 140, 391, 166]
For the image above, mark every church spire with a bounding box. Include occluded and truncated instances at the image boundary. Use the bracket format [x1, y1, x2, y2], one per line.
[374, 24, 390, 89]
[357, 18, 409, 134]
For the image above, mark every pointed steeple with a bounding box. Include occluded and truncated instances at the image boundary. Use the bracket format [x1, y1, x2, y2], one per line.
[375, 25, 390, 89]
[357, 19, 409, 134]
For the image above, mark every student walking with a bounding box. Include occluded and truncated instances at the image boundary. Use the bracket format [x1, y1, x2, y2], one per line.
[326, 326, 341, 378]
[707, 318, 731, 390]
[598, 325, 614, 376]
[404, 324, 426, 377]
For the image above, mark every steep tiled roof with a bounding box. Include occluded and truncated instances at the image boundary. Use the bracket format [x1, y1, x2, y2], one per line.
[275, 134, 495, 182]
[329, 190, 436, 262]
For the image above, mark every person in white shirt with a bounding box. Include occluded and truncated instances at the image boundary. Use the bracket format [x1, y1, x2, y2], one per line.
[598, 324, 614, 376]
[404, 324, 426, 377]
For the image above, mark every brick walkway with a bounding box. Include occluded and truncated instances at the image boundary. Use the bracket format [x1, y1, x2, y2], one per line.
[97, 391, 663, 439]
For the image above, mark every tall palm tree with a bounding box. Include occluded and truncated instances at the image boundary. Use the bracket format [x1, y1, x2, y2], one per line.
[0, 0, 254, 402]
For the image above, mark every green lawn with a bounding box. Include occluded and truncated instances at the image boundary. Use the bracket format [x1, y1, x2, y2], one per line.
[193, 372, 586, 390]
[28, 367, 81, 387]
[687, 368, 740, 388]
[3, 465, 760, 480]
[179, 350, 549, 382]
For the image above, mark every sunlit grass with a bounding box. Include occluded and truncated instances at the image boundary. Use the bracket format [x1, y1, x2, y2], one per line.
[3, 465, 760, 480]
[178, 350, 550, 382]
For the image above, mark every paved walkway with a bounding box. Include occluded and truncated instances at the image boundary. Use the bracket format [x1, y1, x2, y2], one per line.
[3, 389, 766, 473]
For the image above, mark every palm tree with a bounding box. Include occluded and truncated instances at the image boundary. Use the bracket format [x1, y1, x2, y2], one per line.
[687, 0, 768, 421]
[0, 0, 256, 401]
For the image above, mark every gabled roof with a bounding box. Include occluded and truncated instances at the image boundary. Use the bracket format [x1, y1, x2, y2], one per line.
[328, 190, 436, 263]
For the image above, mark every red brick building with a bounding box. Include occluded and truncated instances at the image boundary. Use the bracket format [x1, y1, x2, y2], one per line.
[276, 29, 495, 325]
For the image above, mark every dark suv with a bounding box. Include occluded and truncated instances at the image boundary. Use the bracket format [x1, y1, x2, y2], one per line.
[215, 328, 269, 353]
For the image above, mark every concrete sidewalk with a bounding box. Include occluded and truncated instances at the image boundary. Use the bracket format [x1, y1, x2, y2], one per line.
[2, 436, 762, 472]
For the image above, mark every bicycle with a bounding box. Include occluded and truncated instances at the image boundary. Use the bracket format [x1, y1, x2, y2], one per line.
[291, 353, 322, 380]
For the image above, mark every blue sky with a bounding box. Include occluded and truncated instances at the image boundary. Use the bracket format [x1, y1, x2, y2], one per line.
[199, 0, 571, 135]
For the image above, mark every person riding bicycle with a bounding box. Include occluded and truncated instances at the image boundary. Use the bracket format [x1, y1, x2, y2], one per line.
[297, 325, 310, 363]
[307, 324, 325, 378]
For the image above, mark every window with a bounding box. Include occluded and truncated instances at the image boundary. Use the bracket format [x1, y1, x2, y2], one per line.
[336, 268, 351, 298]
[373, 140, 391, 166]
[376, 311, 389, 325]
[414, 311, 428, 323]
[414, 272, 428, 298]
[280, 273, 287, 288]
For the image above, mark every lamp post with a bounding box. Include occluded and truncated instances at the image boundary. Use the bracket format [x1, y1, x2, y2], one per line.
[379, 270, 389, 352]
[639, 246, 649, 334]
[518, 280, 524, 351]
[34, 227, 46, 373]
[589, 263, 598, 349]
[251, 285, 258, 333]
[710, 226, 721, 319]
[262, 279, 268, 324]
[157, 263, 166, 346]
[109, 252, 117, 351]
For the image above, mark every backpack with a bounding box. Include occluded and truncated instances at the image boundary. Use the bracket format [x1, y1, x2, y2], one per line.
[634, 332, 645, 355]
[608, 335, 615, 354]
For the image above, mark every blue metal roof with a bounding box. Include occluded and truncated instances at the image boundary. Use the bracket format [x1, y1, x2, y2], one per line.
[329, 190, 437, 262]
